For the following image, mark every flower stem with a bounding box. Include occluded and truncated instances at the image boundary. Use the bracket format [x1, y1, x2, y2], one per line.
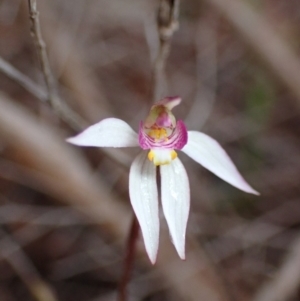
[117, 216, 139, 301]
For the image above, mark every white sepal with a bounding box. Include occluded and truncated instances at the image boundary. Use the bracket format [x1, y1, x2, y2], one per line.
[66, 118, 139, 148]
[160, 158, 190, 259]
[182, 131, 259, 194]
[129, 152, 159, 264]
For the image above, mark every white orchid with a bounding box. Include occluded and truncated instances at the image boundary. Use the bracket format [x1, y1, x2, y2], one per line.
[67, 97, 258, 263]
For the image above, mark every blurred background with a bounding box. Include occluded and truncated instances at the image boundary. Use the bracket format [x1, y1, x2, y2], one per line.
[0, 0, 300, 300]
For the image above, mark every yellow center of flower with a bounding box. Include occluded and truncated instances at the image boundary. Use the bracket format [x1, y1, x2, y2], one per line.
[148, 149, 177, 166]
[148, 127, 168, 141]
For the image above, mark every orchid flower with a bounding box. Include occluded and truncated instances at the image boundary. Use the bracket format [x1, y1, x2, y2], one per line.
[67, 96, 258, 264]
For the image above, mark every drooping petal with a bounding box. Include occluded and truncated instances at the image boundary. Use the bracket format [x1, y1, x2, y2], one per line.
[182, 131, 259, 194]
[155, 96, 182, 110]
[160, 158, 190, 259]
[66, 118, 139, 148]
[139, 120, 188, 150]
[129, 152, 159, 264]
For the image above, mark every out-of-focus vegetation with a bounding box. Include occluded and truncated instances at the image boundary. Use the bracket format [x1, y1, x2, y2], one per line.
[0, 0, 300, 300]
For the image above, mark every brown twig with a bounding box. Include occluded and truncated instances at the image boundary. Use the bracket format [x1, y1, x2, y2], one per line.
[0, 56, 48, 101]
[27, 0, 56, 102]
[0, 3, 129, 177]
[152, 0, 180, 101]
[117, 216, 139, 301]
[0, 56, 131, 169]
[26, 0, 136, 169]
[27, 0, 85, 130]
[33, 0, 112, 123]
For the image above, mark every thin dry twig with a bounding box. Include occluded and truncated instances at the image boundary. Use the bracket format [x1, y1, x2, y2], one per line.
[26, 0, 134, 169]
[0, 56, 47, 101]
[27, 0, 85, 130]
[0, 228, 58, 301]
[27, 0, 56, 102]
[34, 0, 112, 123]
[0, 58, 131, 170]
[152, 0, 180, 101]
[0, 3, 132, 170]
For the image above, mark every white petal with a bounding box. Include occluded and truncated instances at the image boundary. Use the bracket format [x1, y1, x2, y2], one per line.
[129, 152, 159, 263]
[182, 131, 259, 194]
[66, 118, 139, 148]
[160, 158, 190, 259]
